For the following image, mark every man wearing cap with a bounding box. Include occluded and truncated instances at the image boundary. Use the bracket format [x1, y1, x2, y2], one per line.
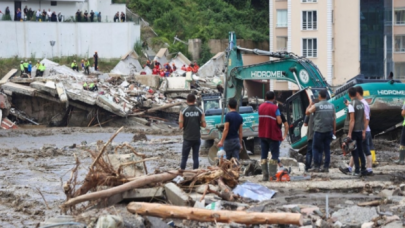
[71, 60, 78, 72]
[93, 52, 98, 71]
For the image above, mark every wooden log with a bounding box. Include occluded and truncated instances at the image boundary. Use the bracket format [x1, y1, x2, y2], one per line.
[61, 170, 179, 210]
[218, 177, 238, 201]
[357, 200, 381, 207]
[127, 202, 303, 225]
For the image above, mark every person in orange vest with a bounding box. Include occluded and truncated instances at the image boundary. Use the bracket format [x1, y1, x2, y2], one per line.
[181, 65, 187, 71]
[186, 65, 193, 72]
[144, 60, 151, 68]
[159, 69, 165, 77]
[192, 61, 199, 73]
[152, 67, 159, 75]
[172, 63, 177, 71]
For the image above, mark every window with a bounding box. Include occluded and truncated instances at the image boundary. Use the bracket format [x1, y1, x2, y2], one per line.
[302, 0, 317, 3]
[51, 1, 57, 6]
[302, 38, 317, 58]
[395, 9, 405, 25]
[395, 35, 405, 52]
[394, 63, 405, 80]
[277, 37, 288, 51]
[302, 11, 317, 30]
[277, 10, 288, 27]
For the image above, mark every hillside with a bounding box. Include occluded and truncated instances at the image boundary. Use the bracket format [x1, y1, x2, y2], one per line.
[126, 0, 269, 62]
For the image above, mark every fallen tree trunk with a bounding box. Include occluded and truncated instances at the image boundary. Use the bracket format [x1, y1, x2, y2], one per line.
[127, 202, 303, 225]
[218, 177, 238, 201]
[61, 170, 179, 211]
[357, 200, 381, 207]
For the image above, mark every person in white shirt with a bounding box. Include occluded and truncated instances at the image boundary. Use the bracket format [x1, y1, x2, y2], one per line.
[36, 9, 41, 21]
[47, 9, 52, 21]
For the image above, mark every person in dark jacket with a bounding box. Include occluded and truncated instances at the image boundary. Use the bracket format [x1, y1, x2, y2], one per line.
[83, 10, 88, 22]
[114, 12, 119, 22]
[90, 10, 94, 22]
[51, 11, 57, 22]
[76, 9, 81, 22]
[97, 12, 101, 22]
[16, 8, 21, 21]
[120, 12, 125, 22]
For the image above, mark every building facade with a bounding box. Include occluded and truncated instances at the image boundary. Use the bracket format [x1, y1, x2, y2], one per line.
[269, 0, 404, 88]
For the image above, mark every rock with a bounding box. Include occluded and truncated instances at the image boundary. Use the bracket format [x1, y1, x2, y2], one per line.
[132, 133, 147, 142]
[361, 222, 374, 228]
[345, 200, 354, 205]
[301, 206, 319, 215]
[96, 215, 123, 228]
[333, 221, 343, 228]
[164, 182, 192, 206]
[279, 157, 298, 167]
[379, 189, 394, 198]
[196, 184, 219, 194]
[314, 209, 324, 217]
[315, 219, 328, 228]
[331, 206, 378, 226]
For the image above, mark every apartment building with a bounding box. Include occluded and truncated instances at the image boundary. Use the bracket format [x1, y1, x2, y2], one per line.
[269, 0, 402, 88]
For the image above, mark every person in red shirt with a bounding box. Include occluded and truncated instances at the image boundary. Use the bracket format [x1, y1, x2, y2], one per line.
[186, 65, 193, 72]
[152, 67, 159, 75]
[181, 65, 187, 71]
[159, 69, 165, 77]
[258, 91, 282, 181]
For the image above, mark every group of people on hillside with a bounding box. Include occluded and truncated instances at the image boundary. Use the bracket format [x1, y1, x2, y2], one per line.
[144, 60, 199, 77]
[76, 9, 101, 22]
[113, 11, 126, 22]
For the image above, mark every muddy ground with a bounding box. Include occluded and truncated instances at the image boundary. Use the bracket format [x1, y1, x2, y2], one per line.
[0, 127, 404, 227]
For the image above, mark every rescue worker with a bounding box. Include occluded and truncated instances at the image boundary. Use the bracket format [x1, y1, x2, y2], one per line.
[23, 59, 29, 73]
[304, 112, 315, 172]
[144, 60, 151, 68]
[181, 65, 187, 71]
[37, 63, 45, 77]
[397, 100, 405, 164]
[186, 65, 193, 72]
[35, 60, 40, 69]
[259, 91, 282, 181]
[192, 61, 199, 73]
[83, 82, 88, 90]
[19, 61, 24, 76]
[89, 82, 98, 91]
[93, 52, 98, 71]
[306, 89, 336, 173]
[71, 60, 78, 72]
[340, 86, 374, 175]
[28, 61, 32, 74]
[84, 59, 90, 75]
[179, 94, 206, 170]
[81, 59, 85, 71]
[172, 63, 177, 71]
[343, 87, 367, 176]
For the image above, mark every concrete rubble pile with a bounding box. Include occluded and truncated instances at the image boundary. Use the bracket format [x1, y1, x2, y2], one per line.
[0, 50, 224, 127]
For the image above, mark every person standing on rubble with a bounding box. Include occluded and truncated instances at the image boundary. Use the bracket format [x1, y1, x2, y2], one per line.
[217, 98, 243, 160]
[37, 63, 45, 77]
[397, 101, 405, 164]
[28, 61, 32, 74]
[93, 52, 98, 71]
[340, 86, 374, 175]
[343, 87, 367, 176]
[259, 91, 282, 181]
[304, 108, 315, 172]
[19, 61, 24, 76]
[179, 94, 206, 170]
[306, 89, 336, 173]
[23, 59, 29, 73]
[84, 59, 90, 74]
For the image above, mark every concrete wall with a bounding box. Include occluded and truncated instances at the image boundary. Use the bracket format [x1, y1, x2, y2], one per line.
[208, 39, 269, 54]
[0, 21, 141, 58]
[0, 0, 125, 22]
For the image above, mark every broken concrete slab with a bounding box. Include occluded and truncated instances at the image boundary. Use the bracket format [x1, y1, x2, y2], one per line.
[1, 82, 37, 96]
[9, 77, 47, 84]
[134, 75, 161, 89]
[145, 216, 170, 228]
[0, 69, 18, 85]
[198, 52, 225, 78]
[30, 81, 58, 96]
[65, 89, 97, 106]
[123, 187, 164, 201]
[107, 153, 146, 177]
[164, 182, 192, 206]
[97, 95, 122, 113]
[165, 77, 191, 92]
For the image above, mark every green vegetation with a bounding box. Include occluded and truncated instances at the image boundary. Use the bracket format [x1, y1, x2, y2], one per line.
[0, 56, 120, 78]
[127, 0, 269, 56]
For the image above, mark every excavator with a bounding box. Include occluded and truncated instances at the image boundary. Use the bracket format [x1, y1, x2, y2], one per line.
[206, 31, 405, 162]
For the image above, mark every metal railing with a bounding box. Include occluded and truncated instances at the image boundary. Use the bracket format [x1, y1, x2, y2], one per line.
[302, 21, 317, 30]
[303, 50, 317, 58]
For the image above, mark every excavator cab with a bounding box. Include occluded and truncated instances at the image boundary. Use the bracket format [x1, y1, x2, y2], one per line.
[285, 87, 330, 150]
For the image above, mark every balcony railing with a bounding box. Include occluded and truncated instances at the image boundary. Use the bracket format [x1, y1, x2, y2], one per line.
[303, 50, 317, 57]
[302, 21, 317, 30]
